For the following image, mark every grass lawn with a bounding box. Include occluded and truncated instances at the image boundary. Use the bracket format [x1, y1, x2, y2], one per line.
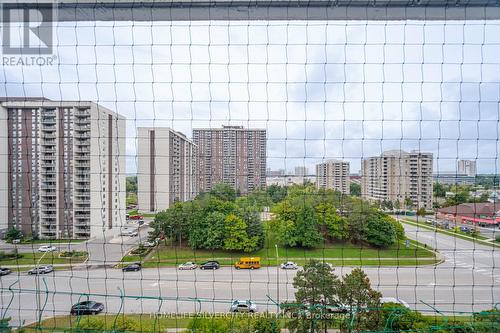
[127, 209, 156, 218]
[22, 314, 192, 333]
[0, 251, 87, 266]
[21, 312, 485, 333]
[129, 236, 437, 267]
[126, 192, 138, 206]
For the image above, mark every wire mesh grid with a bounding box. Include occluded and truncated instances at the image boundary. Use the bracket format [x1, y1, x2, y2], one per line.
[0, 1, 499, 332]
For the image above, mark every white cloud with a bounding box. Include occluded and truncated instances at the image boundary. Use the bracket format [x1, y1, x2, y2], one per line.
[1, 20, 499, 174]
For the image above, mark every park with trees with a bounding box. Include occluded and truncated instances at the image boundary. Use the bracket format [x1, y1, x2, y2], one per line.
[140, 183, 435, 267]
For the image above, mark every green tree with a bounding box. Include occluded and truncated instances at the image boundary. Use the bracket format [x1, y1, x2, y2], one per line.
[444, 191, 470, 207]
[223, 214, 259, 252]
[152, 201, 198, 247]
[416, 207, 427, 216]
[338, 268, 382, 332]
[350, 183, 361, 197]
[287, 260, 341, 333]
[346, 201, 373, 244]
[210, 183, 237, 201]
[200, 211, 226, 249]
[388, 217, 405, 241]
[4, 228, 23, 242]
[362, 213, 397, 248]
[295, 204, 323, 248]
[404, 197, 414, 210]
[237, 204, 265, 249]
[271, 200, 322, 248]
[433, 182, 446, 198]
[267, 184, 288, 203]
[316, 202, 349, 241]
[126, 176, 137, 193]
[394, 200, 401, 210]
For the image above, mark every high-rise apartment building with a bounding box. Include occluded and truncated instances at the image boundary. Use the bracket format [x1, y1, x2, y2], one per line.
[294, 166, 308, 177]
[361, 150, 433, 210]
[457, 160, 477, 177]
[316, 160, 350, 194]
[0, 99, 126, 239]
[137, 127, 197, 213]
[193, 125, 267, 194]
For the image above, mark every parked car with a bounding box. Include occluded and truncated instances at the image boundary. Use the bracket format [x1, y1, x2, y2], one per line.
[12, 239, 21, 244]
[230, 300, 257, 313]
[178, 262, 198, 270]
[120, 229, 138, 237]
[325, 303, 349, 313]
[38, 245, 57, 252]
[70, 301, 105, 315]
[143, 240, 157, 247]
[0, 267, 12, 276]
[122, 263, 141, 272]
[200, 261, 220, 270]
[280, 261, 299, 270]
[129, 215, 144, 221]
[28, 265, 54, 275]
[460, 226, 472, 233]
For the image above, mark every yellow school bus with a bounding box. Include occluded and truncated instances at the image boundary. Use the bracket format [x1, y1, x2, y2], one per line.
[234, 257, 261, 269]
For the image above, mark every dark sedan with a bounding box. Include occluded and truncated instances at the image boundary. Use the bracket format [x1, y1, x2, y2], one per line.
[0, 267, 12, 276]
[122, 263, 142, 272]
[200, 261, 220, 270]
[70, 301, 104, 315]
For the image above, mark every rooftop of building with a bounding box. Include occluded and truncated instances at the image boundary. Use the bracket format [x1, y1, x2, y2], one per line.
[0, 97, 124, 119]
[438, 202, 500, 217]
[193, 125, 266, 132]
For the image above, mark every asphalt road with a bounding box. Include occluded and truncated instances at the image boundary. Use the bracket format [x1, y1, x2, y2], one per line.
[0, 220, 153, 266]
[0, 221, 498, 328]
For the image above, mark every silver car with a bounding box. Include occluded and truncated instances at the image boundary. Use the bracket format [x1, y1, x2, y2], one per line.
[280, 261, 299, 270]
[178, 262, 197, 270]
[28, 265, 54, 275]
[230, 300, 257, 313]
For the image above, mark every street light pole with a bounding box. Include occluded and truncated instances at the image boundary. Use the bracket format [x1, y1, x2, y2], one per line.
[275, 244, 279, 313]
[35, 250, 49, 324]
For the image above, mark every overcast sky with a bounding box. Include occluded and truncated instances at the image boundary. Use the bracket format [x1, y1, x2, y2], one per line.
[1, 20, 500, 175]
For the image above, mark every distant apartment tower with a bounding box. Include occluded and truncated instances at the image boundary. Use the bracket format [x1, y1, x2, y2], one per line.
[316, 160, 350, 194]
[267, 168, 285, 177]
[137, 128, 197, 213]
[193, 125, 267, 194]
[457, 160, 477, 177]
[294, 166, 308, 177]
[361, 150, 433, 210]
[0, 99, 126, 239]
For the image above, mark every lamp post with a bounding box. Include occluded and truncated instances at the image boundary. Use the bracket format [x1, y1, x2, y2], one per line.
[275, 244, 279, 313]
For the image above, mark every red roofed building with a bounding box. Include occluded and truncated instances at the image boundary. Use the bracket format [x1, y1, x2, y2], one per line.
[437, 203, 500, 226]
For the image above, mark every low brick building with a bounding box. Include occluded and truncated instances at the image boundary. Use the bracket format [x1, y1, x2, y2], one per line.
[437, 203, 500, 226]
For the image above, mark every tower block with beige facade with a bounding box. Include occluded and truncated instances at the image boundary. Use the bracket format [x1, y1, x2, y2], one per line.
[361, 150, 433, 210]
[137, 128, 197, 213]
[0, 99, 126, 239]
[316, 160, 350, 194]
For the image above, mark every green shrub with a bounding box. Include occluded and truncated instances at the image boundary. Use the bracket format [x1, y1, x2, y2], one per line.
[112, 316, 139, 332]
[186, 315, 279, 333]
[0, 250, 21, 261]
[130, 244, 149, 256]
[59, 251, 87, 258]
[76, 317, 105, 332]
